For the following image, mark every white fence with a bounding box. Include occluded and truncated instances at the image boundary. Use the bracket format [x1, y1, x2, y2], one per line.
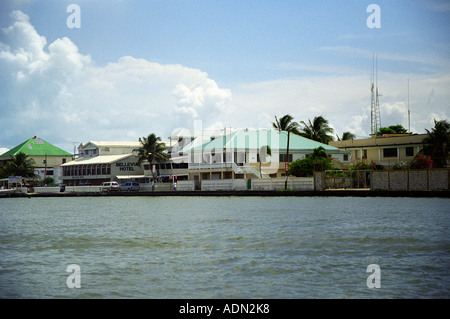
[33, 186, 101, 193]
[201, 179, 247, 191]
[251, 177, 314, 191]
[29, 177, 316, 193]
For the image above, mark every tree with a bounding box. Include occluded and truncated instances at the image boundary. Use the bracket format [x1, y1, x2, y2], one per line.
[272, 114, 300, 135]
[377, 124, 408, 135]
[299, 116, 335, 144]
[288, 147, 332, 177]
[337, 131, 356, 141]
[272, 114, 301, 188]
[3, 152, 37, 179]
[288, 157, 314, 177]
[135, 134, 169, 175]
[422, 119, 449, 168]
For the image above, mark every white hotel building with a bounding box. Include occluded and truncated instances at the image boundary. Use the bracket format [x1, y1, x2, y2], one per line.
[61, 141, 146, 186]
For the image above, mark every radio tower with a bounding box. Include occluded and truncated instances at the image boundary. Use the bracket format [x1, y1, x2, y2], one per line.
[371, 54, 381, 135]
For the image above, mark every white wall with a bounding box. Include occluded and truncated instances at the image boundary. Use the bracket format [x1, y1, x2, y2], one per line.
[252, 177, 314, 190]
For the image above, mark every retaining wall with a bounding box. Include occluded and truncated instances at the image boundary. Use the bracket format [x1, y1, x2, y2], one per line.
[371, 169, 449, 191]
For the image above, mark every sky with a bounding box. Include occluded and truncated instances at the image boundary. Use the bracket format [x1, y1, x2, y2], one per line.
[0, 0, 449, 153]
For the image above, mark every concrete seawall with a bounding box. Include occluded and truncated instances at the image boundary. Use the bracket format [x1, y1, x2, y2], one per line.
[2, 189, 449, 198]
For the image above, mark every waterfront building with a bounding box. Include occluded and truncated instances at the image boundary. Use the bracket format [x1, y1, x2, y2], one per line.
[0, 136, 73, 183]
[329, 134, 426, 167]
[142, 128, 227, 182]
[182, 129, 351, 182]
[61, 141, 146, 186]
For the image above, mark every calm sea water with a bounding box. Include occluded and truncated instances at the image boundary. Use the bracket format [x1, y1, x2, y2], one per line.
[0, 196, 448, 299]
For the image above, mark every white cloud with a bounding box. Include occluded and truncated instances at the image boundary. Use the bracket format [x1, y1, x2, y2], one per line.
[0, 11, 232, 150]
[0, 10, 448, 152]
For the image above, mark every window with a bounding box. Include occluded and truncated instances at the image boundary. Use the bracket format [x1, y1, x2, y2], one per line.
[406, 147, 414, 157]
[62, 158, 66, 164]
[343, 154, 349, 161]
[363, 149, 367, 159]
[85, 150, 89, 155]
[383, 148, 398, 158]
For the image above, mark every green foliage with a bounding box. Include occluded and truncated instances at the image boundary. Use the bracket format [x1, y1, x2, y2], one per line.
[288, 157, 314, 177]
[288, 147, 333, 177]
[409, 153, 433, 169]
[336, 131, 356, 141]
[422, 119, 449, 168]
[2, 152, 36, 178]
[299, 116, 335, 144]
[272, 114, 300, 135]
[350, 160, 375, 170]
[392, 161, 408, 170]
[135, 133, 169, 168]
[377, 124, 408, 135]
[43, 176, 55, 185]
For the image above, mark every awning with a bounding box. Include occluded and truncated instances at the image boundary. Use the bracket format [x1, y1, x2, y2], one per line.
[115, 175, 147, 179]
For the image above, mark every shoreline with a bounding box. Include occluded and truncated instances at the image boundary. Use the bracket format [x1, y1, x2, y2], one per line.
[1, 189, 449, 198]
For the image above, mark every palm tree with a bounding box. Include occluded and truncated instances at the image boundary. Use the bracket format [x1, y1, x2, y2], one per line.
[135, 133, 169, 176]
[299, 116, 335, 144]
[3, 152, 37, 179]
[272, 114, 299, 189]
[272, 114, 300, 135]
[336, 131, 356, 141]
[422, 119, 449, 168]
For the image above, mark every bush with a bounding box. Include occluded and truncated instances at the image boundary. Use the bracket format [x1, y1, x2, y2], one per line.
[288, 157, 314, 177]
[350, 160, 375, 170]
[392, 161, 408, 170]
[409, 153, 433, 169]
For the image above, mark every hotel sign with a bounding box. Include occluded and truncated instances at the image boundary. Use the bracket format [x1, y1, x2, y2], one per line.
[116, 162, 139, 171]
[8, 176, 22, 184]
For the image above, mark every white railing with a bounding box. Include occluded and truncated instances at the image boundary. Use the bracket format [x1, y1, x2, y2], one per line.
[189, 162, 270, 178]
[251, 177, 314, 191]
[189, 162, 234, 170]
[201, 179, 247, 191]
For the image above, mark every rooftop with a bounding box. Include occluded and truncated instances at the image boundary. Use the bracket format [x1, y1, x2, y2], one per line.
[62, 154, 133, 166]
[81, 141, 141, 148]
[0, 137, 72, 158]
[190, 130, 341, 152]
[329, 134, 427, 148]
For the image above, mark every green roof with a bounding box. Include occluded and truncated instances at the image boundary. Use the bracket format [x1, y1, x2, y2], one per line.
[0, 137, 72, 158]
[191, 130, 340, 152]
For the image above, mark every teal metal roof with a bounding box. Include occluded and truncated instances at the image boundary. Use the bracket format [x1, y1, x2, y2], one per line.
[0, 137, 72, 158]
[191, 130, 340, 152]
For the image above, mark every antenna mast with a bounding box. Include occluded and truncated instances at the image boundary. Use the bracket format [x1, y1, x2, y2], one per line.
[371, 53, 381, 135]
[408, 79, 411, 133]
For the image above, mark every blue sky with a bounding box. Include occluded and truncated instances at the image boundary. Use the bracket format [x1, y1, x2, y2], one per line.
[0, 0, 449, 152]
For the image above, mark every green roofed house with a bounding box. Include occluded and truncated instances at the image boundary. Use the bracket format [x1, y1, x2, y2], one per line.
[184, 129, 351, 181]
[0, 136, 73, 183]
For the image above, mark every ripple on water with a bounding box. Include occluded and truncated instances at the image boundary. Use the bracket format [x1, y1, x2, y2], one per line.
[0, 196, 448, 298]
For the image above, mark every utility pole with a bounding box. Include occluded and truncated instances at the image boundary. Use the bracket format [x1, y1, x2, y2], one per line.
[285, 131, 290, 190]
